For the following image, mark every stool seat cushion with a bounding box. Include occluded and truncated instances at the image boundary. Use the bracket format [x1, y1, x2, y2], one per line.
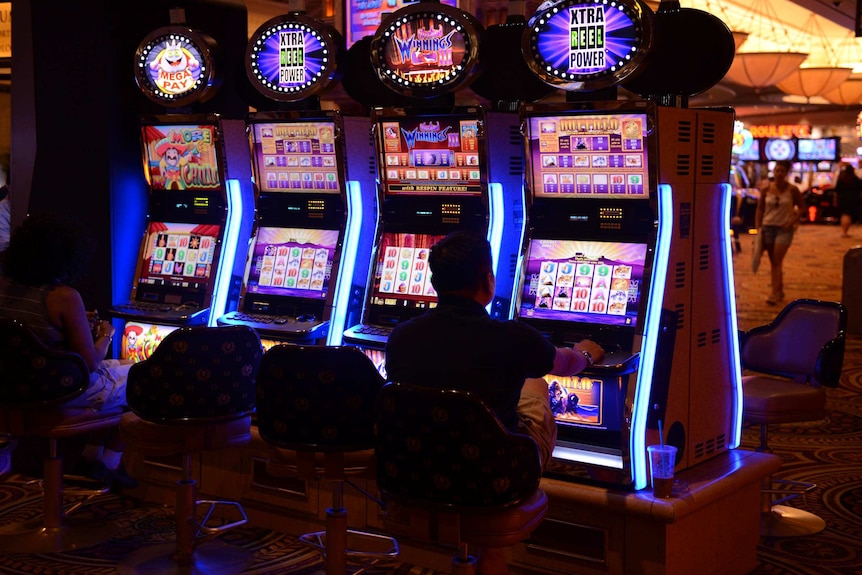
[120, 411, 252, 457]
[742, 375, 826, 425]
[384, 488, 548, 549]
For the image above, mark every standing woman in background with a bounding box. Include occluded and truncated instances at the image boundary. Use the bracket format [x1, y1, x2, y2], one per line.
[835, 163, 862, 238]
[755, 160, 806, 306]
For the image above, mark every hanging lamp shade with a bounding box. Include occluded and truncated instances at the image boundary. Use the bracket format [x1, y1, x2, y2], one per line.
[724, 52, 808, 89]
[775, 67, 852, 99]
[820, 78, 862, 105]
[732, 31, 748, 51]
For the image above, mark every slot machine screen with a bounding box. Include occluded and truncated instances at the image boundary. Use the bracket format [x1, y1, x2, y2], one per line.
[141, 123, 222, 191]
[525, 112, 650, 199]
[135, 221, 220, 300]
[244, 227, 339, 299]
[546, 370, 624, 442]
[365, 232, 446, 324]
[517, 238, 649, 328]
[374, 111, 486, 197]
[249, 119, 342, 194]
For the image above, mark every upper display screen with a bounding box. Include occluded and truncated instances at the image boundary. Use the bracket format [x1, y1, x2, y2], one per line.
[141, 123, 222, 192]
[244, 227, 339, 299]
[137, 221, 219, 290]
[517, 238, 648, 328]
[526, 112, 650, 199]
[375, 113, 484, 196]
[250, 120, 341, 194]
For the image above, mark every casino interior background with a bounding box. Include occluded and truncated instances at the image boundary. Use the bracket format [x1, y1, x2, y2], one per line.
[2, 1, 862, 574]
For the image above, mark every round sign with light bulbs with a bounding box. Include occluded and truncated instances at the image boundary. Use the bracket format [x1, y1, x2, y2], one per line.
[523, 0, 653, 92]
[134, 26, 220, 107]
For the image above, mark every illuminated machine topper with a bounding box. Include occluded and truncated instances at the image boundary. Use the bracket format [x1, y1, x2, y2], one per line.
[371, 2, 481, 97]
[246, 13, 341, 102]
[524, 0, 653, 91]
[134, 26, 219, 107]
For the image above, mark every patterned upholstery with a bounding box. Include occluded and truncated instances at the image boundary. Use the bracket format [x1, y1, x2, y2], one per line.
[375, 382, 543, 510]
[0, 317, 89, 405]
[256, 345, 384, 452]
[126, 325, 261, 422]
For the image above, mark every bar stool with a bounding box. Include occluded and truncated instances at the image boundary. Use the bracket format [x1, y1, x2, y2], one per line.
[0, 317, 122, 553]
[374, 382, 548, 575]
[254, 344, 399, 575]
[740, 298, 847, 537]
[117, 325, 262, 575]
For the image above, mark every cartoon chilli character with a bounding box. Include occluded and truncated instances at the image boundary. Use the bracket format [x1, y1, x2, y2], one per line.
[155, 133, 190, 190]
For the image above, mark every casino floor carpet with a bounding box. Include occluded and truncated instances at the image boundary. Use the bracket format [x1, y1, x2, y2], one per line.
[1, 222, 861, 574]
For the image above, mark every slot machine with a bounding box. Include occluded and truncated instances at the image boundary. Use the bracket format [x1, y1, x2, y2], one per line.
[341, 0, 526, 372]
[515, 0, 742, 490]
[111, 24, 255, 361]
[217, 12, 376, 348]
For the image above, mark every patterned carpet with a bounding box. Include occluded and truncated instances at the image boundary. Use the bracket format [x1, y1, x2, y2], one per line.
[736, 222, 862, 575]
[0, 222, 860, 574]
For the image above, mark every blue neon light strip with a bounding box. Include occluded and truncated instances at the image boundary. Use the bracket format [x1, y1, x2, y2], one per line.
[328, 180, 363, 345]
[720, 183, 744, 447]
[630, 183, 673, 490]
[209, 178, 243, 327]
[486, 182, 504, 314]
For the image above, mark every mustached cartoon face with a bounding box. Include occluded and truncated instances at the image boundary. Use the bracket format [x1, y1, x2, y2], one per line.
[164, 147, 181, 166]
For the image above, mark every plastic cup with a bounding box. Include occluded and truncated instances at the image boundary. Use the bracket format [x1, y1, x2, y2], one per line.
[647, 444, 677, 498]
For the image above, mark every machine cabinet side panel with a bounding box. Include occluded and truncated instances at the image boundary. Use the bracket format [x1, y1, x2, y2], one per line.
[655, 107, 696, 469]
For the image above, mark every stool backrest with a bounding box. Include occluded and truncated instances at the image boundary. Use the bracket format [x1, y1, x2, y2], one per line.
[126, 325, 261, 422]
[0, 317, 90, 404]
[740, 299, 846, 387]
[375, 382, 543, 511]
[256, 345, 384, 452]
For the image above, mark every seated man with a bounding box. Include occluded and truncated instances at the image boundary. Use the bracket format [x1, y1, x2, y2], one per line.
[385, 230, 604, 574]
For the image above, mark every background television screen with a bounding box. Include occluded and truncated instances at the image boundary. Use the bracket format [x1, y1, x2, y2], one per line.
[250, 120, 341, 194]
[244, 227, 339, 299]
[137, 221, 219, 289]
[526, 113, 650, 199]
[376, 114, 484, 196]
[370, 232, 446, 306]
[763, 138, 796, 162]
[344, 0, 458, 48]
[797, 138, 838, 162]
[518, 238, 648, 328]
[141, 123, 221, 191]
[737, 138, 761, 161]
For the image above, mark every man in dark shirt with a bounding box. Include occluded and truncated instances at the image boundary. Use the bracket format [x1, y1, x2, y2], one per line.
[385, 231, 604, 575]
[385, 231, 605, 469]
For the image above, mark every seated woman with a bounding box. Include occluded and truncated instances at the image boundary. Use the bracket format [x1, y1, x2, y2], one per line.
[0, 212, 136, 489]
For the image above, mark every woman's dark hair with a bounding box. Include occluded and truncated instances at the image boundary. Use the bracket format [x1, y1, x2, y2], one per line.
[2, 212, 95, 286]
[428, 231, 493, 293]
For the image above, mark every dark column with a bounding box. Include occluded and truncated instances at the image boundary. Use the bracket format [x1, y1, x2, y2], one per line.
[12, 0, 248, 317]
